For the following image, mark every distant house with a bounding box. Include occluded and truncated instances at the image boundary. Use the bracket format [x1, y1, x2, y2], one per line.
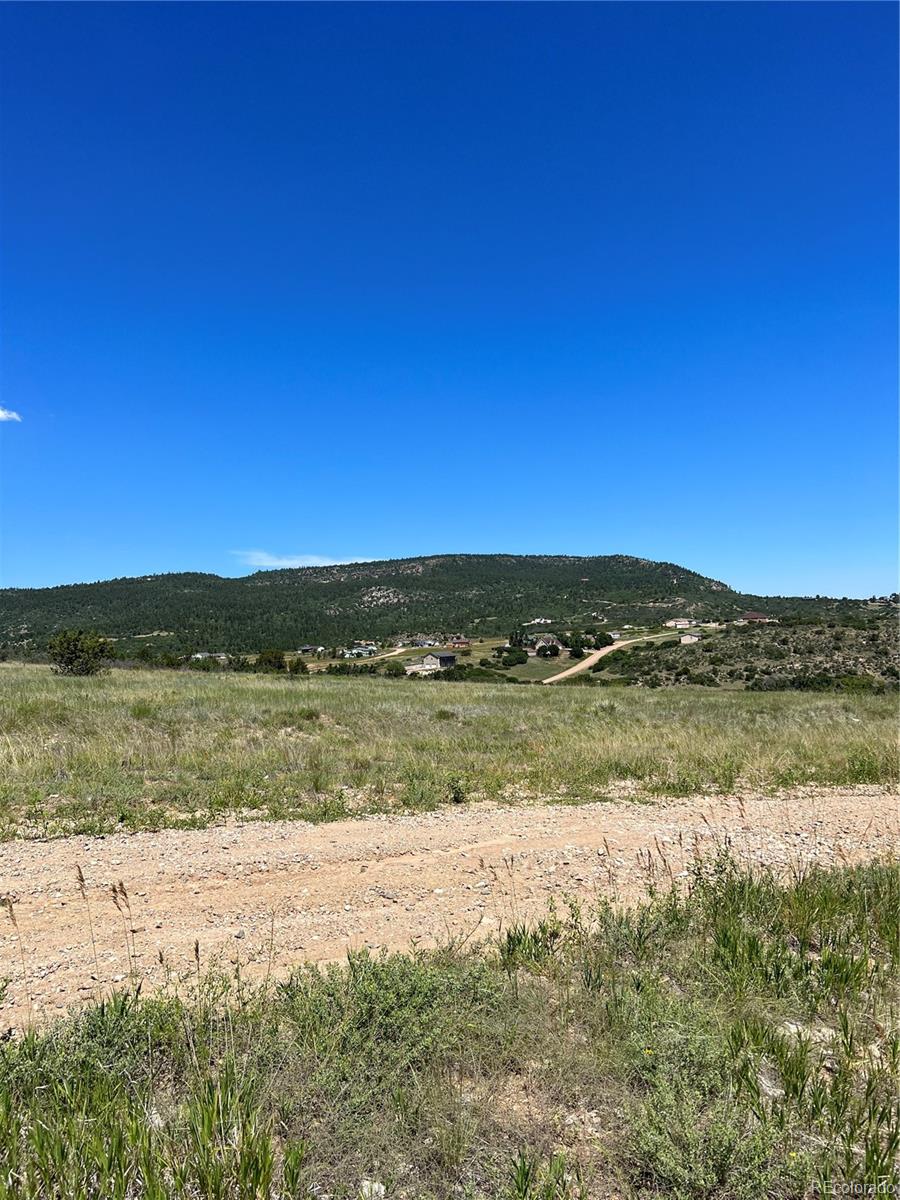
[297, 645, 323, 655]
[423, 651, 456, 670]
[450, 637, 470, 647]
[680, 633, 701, 645]
[534, 634, 563, 650]
[742, 612, 777, 624]
[343, 645, 378, 659]
[664, 618, 695, 629]
[524, 617, 553, 626]
[405, 650, 457, 676]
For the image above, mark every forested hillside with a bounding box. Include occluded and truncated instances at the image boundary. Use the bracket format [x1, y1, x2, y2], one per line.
[592, 622, 900, 691]
[0, 553, 892, 655]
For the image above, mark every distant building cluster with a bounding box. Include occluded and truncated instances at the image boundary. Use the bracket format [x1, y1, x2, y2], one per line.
[342, 642, 379, 659]
[185, 610, 779, 674]
[665, 612, 778, 631]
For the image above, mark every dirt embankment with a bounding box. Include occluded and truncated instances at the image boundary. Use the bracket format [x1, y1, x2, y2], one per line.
[1, 786, 897, 1028]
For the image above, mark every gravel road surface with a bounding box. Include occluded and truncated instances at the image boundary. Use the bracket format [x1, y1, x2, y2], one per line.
[1, 785, 896, 1028]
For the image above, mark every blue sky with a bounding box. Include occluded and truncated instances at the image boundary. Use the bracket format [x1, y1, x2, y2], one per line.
[1, 2, 896, 596]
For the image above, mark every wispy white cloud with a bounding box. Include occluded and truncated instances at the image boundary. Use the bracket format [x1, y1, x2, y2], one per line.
[0, 407, 22, 422]
[231, 550, 371, 570]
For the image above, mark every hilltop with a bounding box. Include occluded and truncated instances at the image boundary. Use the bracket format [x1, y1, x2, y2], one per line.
[0, 553, 891, 655]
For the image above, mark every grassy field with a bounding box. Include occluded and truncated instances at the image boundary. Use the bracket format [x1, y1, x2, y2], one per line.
[0, 663, 896, 840]
[1, 856, 897, 1197]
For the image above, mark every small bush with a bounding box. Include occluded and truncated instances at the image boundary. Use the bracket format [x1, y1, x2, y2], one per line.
[47, 630, 112, 676]
[255, 648, 287, 672]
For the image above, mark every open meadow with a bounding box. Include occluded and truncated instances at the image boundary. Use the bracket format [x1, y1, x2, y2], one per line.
[2, 664, 897, 1196]
[0, 663, 897, 839]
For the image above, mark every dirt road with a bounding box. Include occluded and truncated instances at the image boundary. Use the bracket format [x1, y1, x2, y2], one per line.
[542, 635, 654, 683]
[357, 647, 406, 663]
[542, 632, 685, 683]
[1, 786, 896, 1028]
[307, 647, 405, 672]
[542, 641, 628, 683]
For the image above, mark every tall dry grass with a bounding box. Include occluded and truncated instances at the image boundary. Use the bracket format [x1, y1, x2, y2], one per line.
[0, 663, 895, 838]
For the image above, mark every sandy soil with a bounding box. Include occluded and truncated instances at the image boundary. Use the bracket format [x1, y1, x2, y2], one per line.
[542, 640, 632, 683]
[542, 632, 673, 683]
[1, 785, 897, 1028]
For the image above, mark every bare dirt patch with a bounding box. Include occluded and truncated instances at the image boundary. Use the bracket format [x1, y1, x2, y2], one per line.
[1, 785, 896, 1028]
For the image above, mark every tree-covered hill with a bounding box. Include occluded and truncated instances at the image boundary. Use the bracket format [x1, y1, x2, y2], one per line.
[591, 622, 900, 691]
[0, 553, 892, 655]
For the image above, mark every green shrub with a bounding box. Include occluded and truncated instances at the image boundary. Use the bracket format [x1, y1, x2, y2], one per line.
[255, 648, 287, 672]
[47, 630, 112, 676]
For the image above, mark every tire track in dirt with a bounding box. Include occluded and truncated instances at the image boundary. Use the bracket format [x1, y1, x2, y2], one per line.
[0, 785, 896, 1028]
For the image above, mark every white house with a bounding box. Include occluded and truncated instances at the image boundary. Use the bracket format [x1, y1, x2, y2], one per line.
[343, 645, 378, 659]
[405, 651, 457, 676]
[680, 633, 701, 645]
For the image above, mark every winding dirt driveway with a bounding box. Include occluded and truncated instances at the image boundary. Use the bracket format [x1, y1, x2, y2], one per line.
[307, 646, 406, 672]
[542, 641, 628, 684]
[542, 634, 671, 683]
[1, 786, 896, 1029]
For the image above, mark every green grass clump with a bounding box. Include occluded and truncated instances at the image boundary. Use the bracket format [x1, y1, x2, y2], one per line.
[0, 857, 896, 1197]
[0, 664, 896, 839]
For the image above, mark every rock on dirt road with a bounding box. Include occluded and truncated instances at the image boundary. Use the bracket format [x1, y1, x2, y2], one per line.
[1, 785, 897, 1028]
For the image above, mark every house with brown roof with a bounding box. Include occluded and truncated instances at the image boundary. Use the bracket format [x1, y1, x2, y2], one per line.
[533, 634, 563, 650]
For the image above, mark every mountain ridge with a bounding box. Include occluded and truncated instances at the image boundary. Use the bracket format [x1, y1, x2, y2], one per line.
[0, 553, 886, 654]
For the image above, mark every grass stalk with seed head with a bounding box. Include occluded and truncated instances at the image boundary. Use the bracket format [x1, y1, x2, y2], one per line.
[111, 882, 135, 983]
[2, 896, 33, 1022]
[75, 864, 101, 989]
